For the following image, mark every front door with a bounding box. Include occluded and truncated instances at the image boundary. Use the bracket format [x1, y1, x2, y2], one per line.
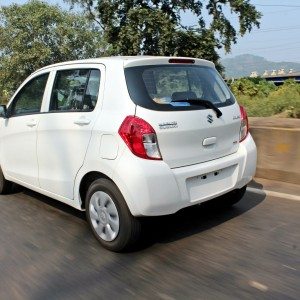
[0, 73, 49, 186]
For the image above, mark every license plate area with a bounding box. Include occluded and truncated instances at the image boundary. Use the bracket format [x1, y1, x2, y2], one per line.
[186, 164, 238, 202]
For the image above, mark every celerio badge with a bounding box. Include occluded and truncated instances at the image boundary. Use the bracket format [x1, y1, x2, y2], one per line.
[159, 121, 178, 129]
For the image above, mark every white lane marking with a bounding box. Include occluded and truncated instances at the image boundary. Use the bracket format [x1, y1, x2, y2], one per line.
[249, 281, 269, 292]
[282, 264, 297, 271]
[269, 222, 286, 232]
[247, 187, 300, 202]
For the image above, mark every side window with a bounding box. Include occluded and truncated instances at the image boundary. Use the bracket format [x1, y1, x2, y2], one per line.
[10, 73, 49, 116]
[50, 69, 101, 112]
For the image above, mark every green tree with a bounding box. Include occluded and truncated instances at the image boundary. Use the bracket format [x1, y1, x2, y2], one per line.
[66, 0, 261, 70]
[0, 0, 105, 102]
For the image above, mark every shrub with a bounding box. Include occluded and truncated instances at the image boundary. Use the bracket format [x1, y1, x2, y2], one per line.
[229, 77, 277, 98]
[230, 78, 300, 118]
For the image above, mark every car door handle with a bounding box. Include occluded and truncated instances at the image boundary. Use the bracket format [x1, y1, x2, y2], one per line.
[26, 120, 37, 127]
[74, 118, 91, 126]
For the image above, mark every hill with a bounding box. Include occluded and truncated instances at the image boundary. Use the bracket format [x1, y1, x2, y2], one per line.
[221, 54, 300, 78]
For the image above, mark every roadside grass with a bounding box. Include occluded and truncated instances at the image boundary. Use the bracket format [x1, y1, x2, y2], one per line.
[230, 78, 300, 118]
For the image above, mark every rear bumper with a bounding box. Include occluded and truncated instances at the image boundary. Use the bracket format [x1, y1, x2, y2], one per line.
[113, 134, 257, 216]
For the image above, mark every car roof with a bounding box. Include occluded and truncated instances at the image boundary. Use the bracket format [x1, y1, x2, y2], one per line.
[33, 56, 215, 74]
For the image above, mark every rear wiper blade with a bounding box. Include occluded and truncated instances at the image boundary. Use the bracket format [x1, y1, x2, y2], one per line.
[172, 99, 222, 118]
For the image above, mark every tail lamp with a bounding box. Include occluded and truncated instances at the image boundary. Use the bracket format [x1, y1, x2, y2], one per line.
[118, 116, 162, 160]
[239, 105, 249, 142]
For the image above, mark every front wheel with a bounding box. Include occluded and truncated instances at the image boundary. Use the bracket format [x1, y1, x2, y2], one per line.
[85, 178, 141, 252]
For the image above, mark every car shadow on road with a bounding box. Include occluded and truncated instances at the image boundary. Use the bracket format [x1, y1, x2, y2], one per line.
[11, 184, 266, 252]
[137, 189, 266, 251]
[11, 184, 86, 221]
[248, 178, 264, 190]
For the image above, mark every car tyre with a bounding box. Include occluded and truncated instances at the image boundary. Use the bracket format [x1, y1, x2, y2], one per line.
[85, 178, 141, 252]
[0, 167, 12, 194]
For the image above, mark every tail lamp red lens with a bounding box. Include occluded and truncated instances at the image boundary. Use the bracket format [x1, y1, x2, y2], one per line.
[118, 116, 162, 160]
[239, 105, 249, 142]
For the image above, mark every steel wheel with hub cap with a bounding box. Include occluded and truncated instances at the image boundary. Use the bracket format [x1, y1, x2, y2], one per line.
[85, 178, 141, 252]
[89, 191, 119, 242]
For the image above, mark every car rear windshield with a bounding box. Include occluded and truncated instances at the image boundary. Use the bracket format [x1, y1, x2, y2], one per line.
[124, 65, 235, 111]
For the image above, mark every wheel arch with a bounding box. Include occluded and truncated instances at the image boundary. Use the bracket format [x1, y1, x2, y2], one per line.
[77, 170, 139, 216]
[78, 171, 111, 209]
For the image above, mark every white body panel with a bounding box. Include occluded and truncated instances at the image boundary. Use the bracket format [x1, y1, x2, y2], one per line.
[0, 115, 40, 186]
[37, 112, 95, 199]
[112, 134, 256, 216]
[136, 105, 241, 168]
[0, 56, 257, 217]
[0, 70, 52, 186]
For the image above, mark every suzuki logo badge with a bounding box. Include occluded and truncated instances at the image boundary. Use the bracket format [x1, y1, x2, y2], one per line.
[207, 114, 213, 123]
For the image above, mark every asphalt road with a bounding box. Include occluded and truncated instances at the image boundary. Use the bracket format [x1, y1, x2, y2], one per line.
[0, 184, 299, 300]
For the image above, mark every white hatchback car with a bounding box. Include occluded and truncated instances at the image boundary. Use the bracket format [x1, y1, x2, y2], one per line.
[0, 56, 256, 251]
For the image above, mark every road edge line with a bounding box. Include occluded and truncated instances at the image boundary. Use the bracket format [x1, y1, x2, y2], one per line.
[247, 187, 300, 202]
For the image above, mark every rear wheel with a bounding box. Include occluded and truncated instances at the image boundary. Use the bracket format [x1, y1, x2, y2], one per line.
[0, 167, 12, 194]
[85, 178, 141, 252]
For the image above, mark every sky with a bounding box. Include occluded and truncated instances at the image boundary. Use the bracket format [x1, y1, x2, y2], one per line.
[1, 0, 300, 63]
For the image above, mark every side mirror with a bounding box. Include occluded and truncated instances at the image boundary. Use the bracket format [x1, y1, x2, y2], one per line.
[0, 105, 8, 118]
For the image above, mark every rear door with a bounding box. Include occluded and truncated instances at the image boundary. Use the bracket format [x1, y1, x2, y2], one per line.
[125, 63, 241, 168]
[37, 65, 104, 199]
